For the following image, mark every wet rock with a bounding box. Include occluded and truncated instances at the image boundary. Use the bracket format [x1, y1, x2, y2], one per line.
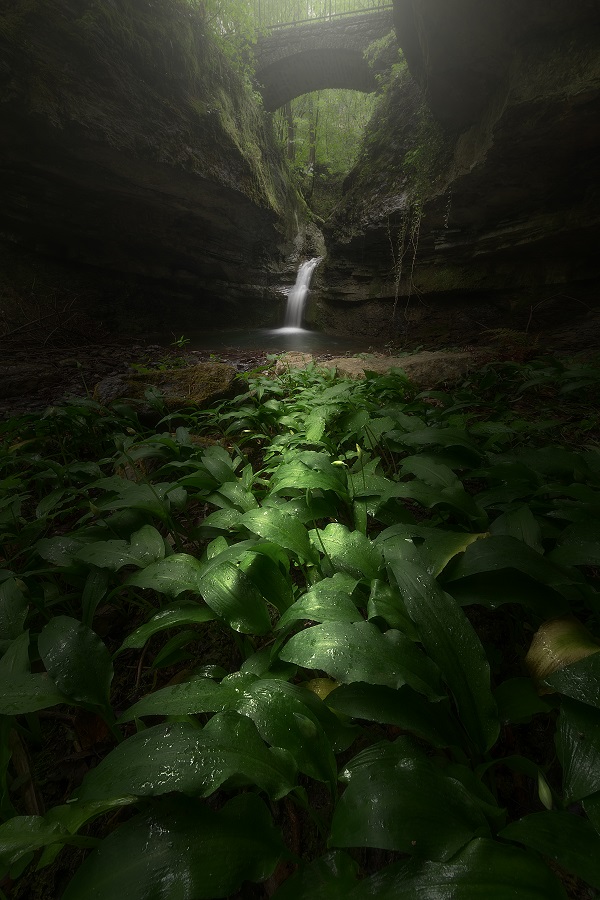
[327, 350, 488, 388]
[94, 362, 239, 412]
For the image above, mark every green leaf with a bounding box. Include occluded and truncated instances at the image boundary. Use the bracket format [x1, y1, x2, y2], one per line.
[557, 698, 600, 803]
[500, 811, 600, 889]
[199, 560, 271, 634]
[444, 535, 573, 590]
[490, 507, 543, 553]
[116, 602, 216, 653]
[277, 574, 361, 629]
[81, 566, 110, 627]
[272, 851, 358, 900]
[270, 452, 349, 499]
[238, 549, 294, 614]
[399, 455, 459, 488]
[38, 616, 113, 712]
[235, 679, 337, 784]
[0, 816, 67, 875]
[118, 672, 251, 722]
[75, 540, 140, 571]
[279, 620, 441, 700]
[331, 738, 491, 859]
[126, 553, 203, 598]
[62, 794, 285, 900]
[240, 508, 317, 562]
[385, 543, 499, 753]
[494, 678, 551, 724]
[549, 522, 600, 568]
[0, 674, 67, 715]
[76, 713, 296, 803]
[376, 525, 484, 577]
[310, 524, 382, 580]
[347, 837, 566, 899]
[0, 578, 28, 641]
[546, 651, 600, 709]
[327, 683, 459, 748]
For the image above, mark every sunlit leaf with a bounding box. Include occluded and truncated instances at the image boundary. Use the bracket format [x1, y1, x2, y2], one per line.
[75, 713, 295, 802]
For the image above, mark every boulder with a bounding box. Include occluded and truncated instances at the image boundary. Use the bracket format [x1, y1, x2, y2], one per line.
[95, 362, 238, 411]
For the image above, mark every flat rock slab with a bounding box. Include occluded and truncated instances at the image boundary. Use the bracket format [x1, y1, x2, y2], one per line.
[275, 350, 487, 389]
[95, 362, 238, 410]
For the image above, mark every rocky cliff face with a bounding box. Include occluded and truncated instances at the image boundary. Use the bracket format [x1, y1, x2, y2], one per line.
[319, 0, 600, 342]
[0, 0, 301, 336]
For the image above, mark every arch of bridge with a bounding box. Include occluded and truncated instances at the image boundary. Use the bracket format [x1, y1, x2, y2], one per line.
[254, 9, 395, 110]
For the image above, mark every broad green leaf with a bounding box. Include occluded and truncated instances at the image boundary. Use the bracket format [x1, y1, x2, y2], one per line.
[331, 738, 491, 859]
[494, 678, 551, 724]
[0, 816, 67, 875]
[116, 602, 216, 653]
[92, 479, 172, 520]
[549, 522, 600, 568]
[272, 851, 359, 900]
[327, 683, 459, 748]
[277, 574, 361, 629]
[500, 811, 600, 889]
[35, 535, 84, 567]
[0, 631, 31, 676]
[81, 566, 110, 627]
[212, 481, 258, 512]
[310, 524, 382, 580]
[128, 524, 167, 566]
[240, 508, 317, 563]
[35, 487, 68, 520]
[118, 672, 253, 722]
[237, 549, 294, 613]
[126, 553, 203, 597]
[0, 674, 67, 715]
[347, 837, 566, 899]
[118, 673, 335, 783]
[385, 543, 499, 753]
[399, 455, 459, 488]
[235, 679, 337, 784]
[0, 578, 27, 641]
[270, 452, 349, 499]
[557, 698, 600, 803]
[199, 560, 271, 634]
[490, 507, 543, 553]
[445, 569, 569, 618]
[376, 525, 485, 577]
[366, 578, 418, 638]
[279, 620, 441, 700]
[62, 794, 285, 900]
[379, 480, 485, 524]
[444, 535, 573, 590]
[38, 616, 113, 712]
[75, 540, 141, 571]
[75, 713, 295, 802]
[546, 652, 600, 708]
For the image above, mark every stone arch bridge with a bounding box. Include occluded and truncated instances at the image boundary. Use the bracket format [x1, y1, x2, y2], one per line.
[254, 7, 396, 111]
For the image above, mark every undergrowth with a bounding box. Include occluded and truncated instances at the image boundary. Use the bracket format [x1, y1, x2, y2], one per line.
[1, 355, 600, 898]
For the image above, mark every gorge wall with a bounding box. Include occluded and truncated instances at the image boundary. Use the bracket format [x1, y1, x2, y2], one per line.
[0, 0, 302, 336]
[318, 0, 600, 344]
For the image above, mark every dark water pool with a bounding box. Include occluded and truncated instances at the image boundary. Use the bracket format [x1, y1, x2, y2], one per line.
[161, 327, 377, 354]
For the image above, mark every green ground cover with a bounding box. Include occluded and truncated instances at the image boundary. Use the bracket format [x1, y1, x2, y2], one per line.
[1, 354, 600, 898]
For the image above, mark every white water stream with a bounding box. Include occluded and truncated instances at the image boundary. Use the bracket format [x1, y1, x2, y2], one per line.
[279, 257, 322, 331]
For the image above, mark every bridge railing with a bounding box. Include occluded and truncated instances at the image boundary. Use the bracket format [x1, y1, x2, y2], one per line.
[254, 1, 394, 30]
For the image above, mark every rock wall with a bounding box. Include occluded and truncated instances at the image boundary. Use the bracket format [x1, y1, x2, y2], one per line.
[0, 0, 302, 336]
[318, 0, 600, 341]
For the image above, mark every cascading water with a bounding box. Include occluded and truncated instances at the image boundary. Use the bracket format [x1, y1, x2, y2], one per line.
[280, 257, 322, 331]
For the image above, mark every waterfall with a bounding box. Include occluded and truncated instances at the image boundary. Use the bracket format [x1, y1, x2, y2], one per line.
[282, 257, 321, 329]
